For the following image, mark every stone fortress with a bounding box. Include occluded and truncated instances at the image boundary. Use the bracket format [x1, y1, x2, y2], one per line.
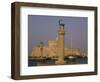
[29, 20, 81, 64]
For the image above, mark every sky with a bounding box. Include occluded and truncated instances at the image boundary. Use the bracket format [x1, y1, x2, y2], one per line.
[28, 15, 88, 55]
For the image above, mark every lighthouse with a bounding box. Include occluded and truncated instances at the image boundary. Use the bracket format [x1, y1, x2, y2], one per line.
[56, 20, 66, 65]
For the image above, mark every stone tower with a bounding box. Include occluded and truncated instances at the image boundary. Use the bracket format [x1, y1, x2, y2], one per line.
[56, 20, 66, 65]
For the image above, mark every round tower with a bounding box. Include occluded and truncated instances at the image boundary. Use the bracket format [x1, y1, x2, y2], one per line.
[56, 20, 65, 64]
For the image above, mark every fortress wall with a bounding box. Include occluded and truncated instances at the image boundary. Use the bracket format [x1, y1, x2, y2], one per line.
[31, 47, 81, 58]
[64, 48, 80, 56]
[31, 47, 41, 57]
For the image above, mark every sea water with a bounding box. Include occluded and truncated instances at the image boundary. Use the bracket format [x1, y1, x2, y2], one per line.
[28, 57, 87, 66]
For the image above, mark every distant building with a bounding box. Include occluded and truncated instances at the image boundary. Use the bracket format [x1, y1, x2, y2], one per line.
[30, 20, 80, 64]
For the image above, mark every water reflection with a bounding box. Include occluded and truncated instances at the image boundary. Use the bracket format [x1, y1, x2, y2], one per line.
[28, 57, 87, 66]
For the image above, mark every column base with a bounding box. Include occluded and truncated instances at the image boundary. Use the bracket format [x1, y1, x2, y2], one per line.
[55, 59, 66, 65]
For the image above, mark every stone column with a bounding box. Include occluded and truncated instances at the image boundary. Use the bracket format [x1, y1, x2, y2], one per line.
[40, 42, 43, 59]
